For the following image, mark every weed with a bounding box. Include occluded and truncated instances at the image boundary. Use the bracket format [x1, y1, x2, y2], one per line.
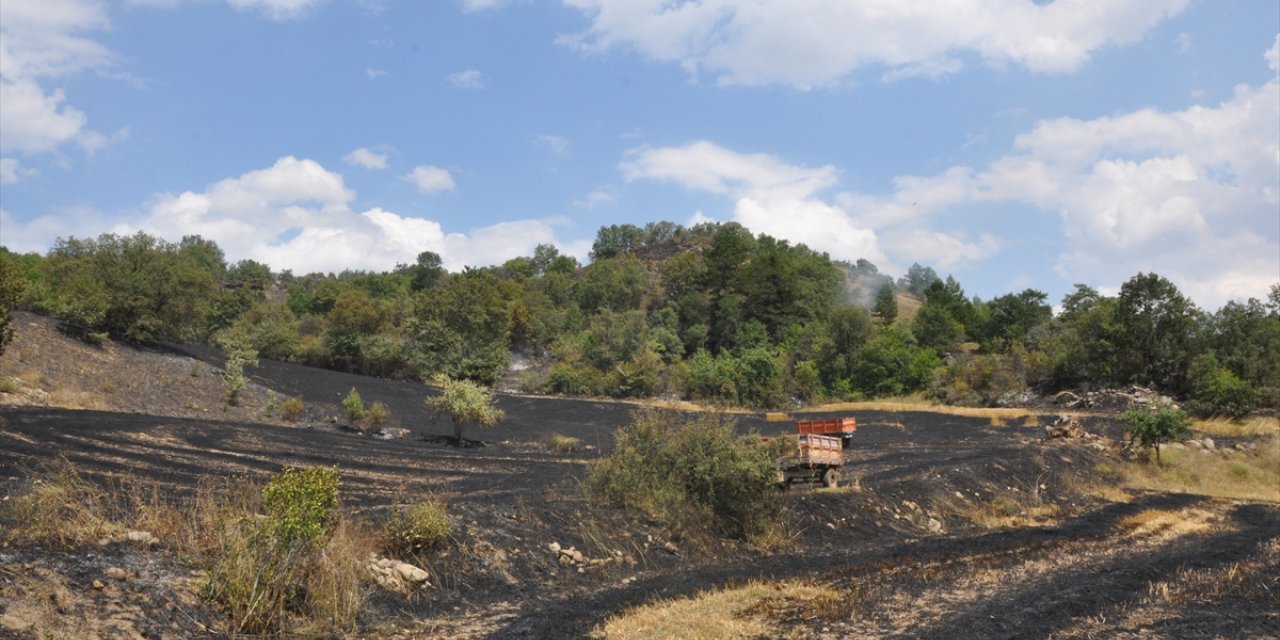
[2, 461, 121, 546]
[384, 499, 452, 558]
[280, 396, 305, 421]
[368, 400, 390, 427]
[543, 433, 583, 453]
[343, 388, 365, 424]
[0, 376, 15, 393]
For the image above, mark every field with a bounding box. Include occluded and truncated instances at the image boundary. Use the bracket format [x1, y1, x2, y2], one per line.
[1, 313, 1277, 639]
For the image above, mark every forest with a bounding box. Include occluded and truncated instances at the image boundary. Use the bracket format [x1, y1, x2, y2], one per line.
[1, 221, 1276, 417]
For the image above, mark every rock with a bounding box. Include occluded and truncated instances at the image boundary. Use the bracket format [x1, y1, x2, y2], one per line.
[548, 542, 561, 554]
[1202, 438, 1216, 451]
[92, 579, 105, 590]
[1052, 391, 1080, 405]
[106, 567, 127, 581]
[392, 561, 429, 584]
[569, 549, 585, 564]
[662, 541, 679, 555]
[926, 517, 944, 534]
[125, 530, 158, 545]
[1187, 439, 1203, 449]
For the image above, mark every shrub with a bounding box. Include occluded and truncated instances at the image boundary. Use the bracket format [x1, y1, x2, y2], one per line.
[368, 401, 390, 427]
[342, 388, 365, 424]
[280, 396, 305, 421]
[220, 332, 259, 406]
[384, 500, 452, 558]
[543, 433, 582, 453]
[1189, 365, 1260, 420]
[1123, 401, 1191, 465]
[203, 466, 343, 634]
[589, 410, 780, 540]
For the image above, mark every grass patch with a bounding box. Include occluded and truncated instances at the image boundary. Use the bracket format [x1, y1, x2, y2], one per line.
[384, 498, 452, 559]
[0, 376, 17, 393]
[799, 399, 1077, 422]
[543, 433, 583, 453]
[1192, 416, 1278, 438]
[1116, 507, 1221, 539]
[1121, 437, 1280, 502]
[2, 460, 121, 546]
[280, 396, 305, 421]
[594, 580, 841, 640]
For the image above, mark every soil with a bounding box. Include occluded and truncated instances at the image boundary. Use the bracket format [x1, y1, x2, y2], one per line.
[1, 311, 1277, 639]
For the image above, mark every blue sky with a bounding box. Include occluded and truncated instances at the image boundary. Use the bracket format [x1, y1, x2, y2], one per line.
[1, 0, 1277, 310]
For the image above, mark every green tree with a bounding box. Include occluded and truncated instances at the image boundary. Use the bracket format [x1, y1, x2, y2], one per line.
[1115, 273, 1201, 393]
[982, 289, 1051, 350]
[425, 376, 505, 444]
[0, 253, 25, 355]
[873, 283, 898, 323]
[1122, 401, 1190, 465]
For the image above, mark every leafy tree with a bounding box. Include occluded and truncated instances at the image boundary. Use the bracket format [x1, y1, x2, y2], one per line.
[897, 262, 940, 297]
[1115, 273, 1201, 393]
[590, 224, 646, 260]
[982, 289, 1051, 350]
[406, 251, 446, 292]
[1187, 355, 1260, 419]
[874, 283, 898, 323]
[425, 376, 505, 444]
[0, 253, 25, 355]
[1122, 401, 1190, 465]
[411, 269, 514, 384]
[574, 256, 649, 313]
[219, 331, 259, 405]
[342, 388, 365, 424]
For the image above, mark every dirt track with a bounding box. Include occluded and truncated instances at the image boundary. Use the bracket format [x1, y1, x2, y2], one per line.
[2, 345, 1278, 638]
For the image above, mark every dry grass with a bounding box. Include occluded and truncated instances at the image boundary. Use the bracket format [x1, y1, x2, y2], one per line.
[543, 433, 584, 453]
[1116, 507, 1223, 539]
[1122, 437, 1280, 502]
[1142, 540, 1279, 608]
[1192, 415, 1278, 438]
[765, 412, 792, 422]
[799, 399, 1068, 422]
[47, 387, 108, 410]
[2, 460, 122, 546]
[593, 580, 841, 640]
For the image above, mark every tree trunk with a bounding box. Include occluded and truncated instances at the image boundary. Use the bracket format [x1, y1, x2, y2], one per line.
[454, 421, 464, 446]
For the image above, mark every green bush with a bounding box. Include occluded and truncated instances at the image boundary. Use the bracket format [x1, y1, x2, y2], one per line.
[1189, 365, 1260, 420]
[1123, 401, 1191, 465]
[342, 388, 365, 424]
[384, 500, 451, 557]
[368, 401, 390, 426]
[589, 410, 780, 540]
[261, 466, 340, 548]
[280, 396, 305, 421]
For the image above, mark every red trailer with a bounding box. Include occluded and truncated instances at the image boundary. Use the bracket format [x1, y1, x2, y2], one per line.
[774, 434, 844, 488]
[794, 416, 857, 447]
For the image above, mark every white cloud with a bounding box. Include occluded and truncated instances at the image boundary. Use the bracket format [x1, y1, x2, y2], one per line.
[574, 189, 614, 209]
[0, 0, 116, 158]
[1267, 34, 1279, 73]
[448, 69, 485, 90]
[1, 157, 578, 273]
[560, 0, 1188, 88]
[365, 67, 388, 80]
[535, 134, 569, 155]
[621, 41, 1280, 307]
[460, 0, 505, 11]
[0, 157, 37, 184]
[225, 0, 324, 21]
[343, 146, 390, 170]
[406, 165, 456, 194]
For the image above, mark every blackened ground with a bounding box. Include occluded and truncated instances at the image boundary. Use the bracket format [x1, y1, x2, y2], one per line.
[2, 337, 1277, 639]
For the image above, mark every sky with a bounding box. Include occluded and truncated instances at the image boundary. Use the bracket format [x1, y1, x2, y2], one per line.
[0, 0, 1277, 311]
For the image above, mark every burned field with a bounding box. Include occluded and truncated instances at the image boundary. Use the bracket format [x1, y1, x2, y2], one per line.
[1, 337, 1277, 638]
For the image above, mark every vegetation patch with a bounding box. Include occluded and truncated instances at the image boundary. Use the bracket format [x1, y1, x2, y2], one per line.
[594, 580, 841, 640]
[1119, 439, 1280, 502]
[543, 432, 583, 453]
[384, 499, 452, 559]
[588, 410, 781, 542]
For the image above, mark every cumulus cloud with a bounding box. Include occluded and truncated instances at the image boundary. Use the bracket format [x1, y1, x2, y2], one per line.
[620, 40, 1280, 307]
[405, 165, 456, 194]
[1268, 34, 1280, 73]
[535, 134, 570, 155]
[343, 146, 390, 170]
[0, 0, 116, 157]
[448, 69, 485, 90]
[560, 0, 1188, 88]
[1, 157, 579, 274]
[0, 157, 37, 184]
[225, 0, 324, 21]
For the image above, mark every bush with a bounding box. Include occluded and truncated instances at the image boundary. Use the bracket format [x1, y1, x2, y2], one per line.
[1189, 365, 1260, 420]
[589, 410, 780, 540]
[280, 396, 305, 421]
[204, 466, 344, 634]
[543, 433, 582, 453]
[1123, 401, 1191, 465]
[384, 500, 452, 558]
[368, 401, 390, 427]
[342, 388, 365, 424]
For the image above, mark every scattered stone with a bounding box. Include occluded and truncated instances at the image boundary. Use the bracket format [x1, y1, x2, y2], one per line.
[662, 541, 679, 555]
[106, 567, 127, 581]
[1202, 438, 1216, 451]
[92, 579, 105, 590]
[926, 517, 944, 534]
[124, 530, 158, 545]
[548, 541, 561, 554]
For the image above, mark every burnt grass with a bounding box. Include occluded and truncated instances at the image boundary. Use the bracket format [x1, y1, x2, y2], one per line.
[1, 333, 1278, 638]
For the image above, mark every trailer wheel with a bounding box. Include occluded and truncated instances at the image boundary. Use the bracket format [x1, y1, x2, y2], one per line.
[822, 468, 839, 488]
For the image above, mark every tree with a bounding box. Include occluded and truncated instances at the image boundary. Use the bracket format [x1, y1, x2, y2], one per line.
[982, 289, 1051, 350]
[0, 253, 25, 355]
[1115, 273, 1201, 393]
[897, 263, 939, 297]
[425, 376, 505, 444]
[1122, 401, 1190, 465]
[873, 283, 898, 323]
